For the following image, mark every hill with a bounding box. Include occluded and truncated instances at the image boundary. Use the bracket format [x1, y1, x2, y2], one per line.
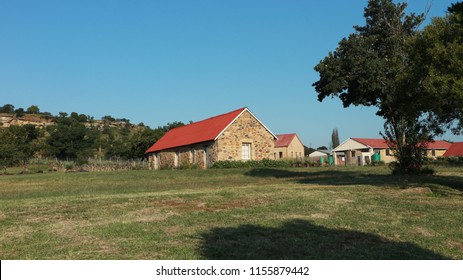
[0, 104, 184, 163]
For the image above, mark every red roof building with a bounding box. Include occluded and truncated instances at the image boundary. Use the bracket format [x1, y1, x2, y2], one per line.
[146, 107, 247, 153]
[274, 134, 305, 159]
[146, 107, 277, 169]
[333, 138, 452, 166]
[443, 142, 463, 157]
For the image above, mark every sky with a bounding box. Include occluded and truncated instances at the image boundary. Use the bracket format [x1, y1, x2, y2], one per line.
[0, 0, 460, 148]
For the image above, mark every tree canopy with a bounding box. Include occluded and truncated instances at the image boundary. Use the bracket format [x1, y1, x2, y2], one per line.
[0, 103, 185, 167]
[313, 0, 462, 174]
[410, 2, 463, 135]
[330, 128, 340, 150]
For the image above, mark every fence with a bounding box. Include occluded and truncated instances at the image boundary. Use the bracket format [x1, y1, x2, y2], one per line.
[29, 158, 150, 172]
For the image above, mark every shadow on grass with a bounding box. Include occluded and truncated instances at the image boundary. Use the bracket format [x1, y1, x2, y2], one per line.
[198, 219, 446, 260]
[245, 168, 463, 194]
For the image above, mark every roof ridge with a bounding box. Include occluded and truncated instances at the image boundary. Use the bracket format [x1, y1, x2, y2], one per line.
[182, 107, 247, 127]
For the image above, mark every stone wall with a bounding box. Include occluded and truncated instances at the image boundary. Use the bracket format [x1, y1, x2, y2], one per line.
[148, 141, 217, 170]
[216, 110, 275, 161]
[148, 110, 276, 170]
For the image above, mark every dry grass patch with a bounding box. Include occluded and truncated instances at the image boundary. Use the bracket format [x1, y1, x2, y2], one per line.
[1, 167, 463, 259]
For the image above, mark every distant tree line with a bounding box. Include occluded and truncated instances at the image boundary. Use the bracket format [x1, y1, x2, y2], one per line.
[0, 104, 53, 118]
[0, 104, 184, 169]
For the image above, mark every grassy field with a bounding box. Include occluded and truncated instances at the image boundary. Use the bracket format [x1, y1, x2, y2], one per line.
[1, 165, 462, 260]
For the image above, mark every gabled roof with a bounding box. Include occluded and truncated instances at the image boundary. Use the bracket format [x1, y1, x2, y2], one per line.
[352, 138, 389, 149]
[443, 142, 463, 156]
[274, 133, 302, 148]
[335, 138, 451, 151]
[309, 150, 330, 157]
[146, 107, 276, 153]
[424, 140, 452, 150]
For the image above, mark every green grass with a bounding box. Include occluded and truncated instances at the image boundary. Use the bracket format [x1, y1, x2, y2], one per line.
[1, 166, 462, 259]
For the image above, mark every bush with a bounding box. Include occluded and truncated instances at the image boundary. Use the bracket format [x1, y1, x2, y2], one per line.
[177, 162, 200, 170]
[428, 157, 463, 166]
[211, 159, 290, 169]
[64, 162, 74, 171]
[369, 160, 385, 166]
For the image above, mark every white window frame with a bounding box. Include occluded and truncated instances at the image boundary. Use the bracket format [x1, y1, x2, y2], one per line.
[242, 143, 251, 161]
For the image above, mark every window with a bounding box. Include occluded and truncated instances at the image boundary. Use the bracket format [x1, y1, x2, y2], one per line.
[279, 152, 283, 159]
[432, 149, 436, 157]
[386, 149, 391, 156]
[242, 143, 251, 160]
[351, 151, 356, 158]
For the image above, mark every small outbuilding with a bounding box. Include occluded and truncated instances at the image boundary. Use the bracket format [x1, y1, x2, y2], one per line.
[274, 133, 305, 159]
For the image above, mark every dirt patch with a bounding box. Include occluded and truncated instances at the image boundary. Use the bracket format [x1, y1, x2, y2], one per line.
[155, 200, 199, 211]
[213, 197, 276, 211]
[400, 187, 433, 195]
[52, 220, 120, 255]
[280, 213, 330, 220]
[448, 240, 463, 251]
[335, 199, 355, 205]
[128, 208, 177, 223]
[0, 225, 33, 242]
[414, 227, 435, 237]
[164, 225, 182, 235]
[310, 213, 330, 219]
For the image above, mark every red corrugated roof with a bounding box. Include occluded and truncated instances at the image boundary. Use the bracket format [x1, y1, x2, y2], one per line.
[352, 138, 451, 149]
[352, 138, 389, 148]
[146, 107, 246, 153]
[275, 134, 297, 147]
[424, 140, 452, 149]
[443, 142, 463, 156]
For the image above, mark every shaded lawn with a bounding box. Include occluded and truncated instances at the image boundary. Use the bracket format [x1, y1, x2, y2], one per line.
[0, 166, 462, 259]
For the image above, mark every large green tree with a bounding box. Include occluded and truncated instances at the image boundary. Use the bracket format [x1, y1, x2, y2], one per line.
[0, 129, 20, 173]
[313, 0, 435, 174]
[411, 2, 463, 135]
[0, 125, 40, 172]
[46, 117, 96, 163]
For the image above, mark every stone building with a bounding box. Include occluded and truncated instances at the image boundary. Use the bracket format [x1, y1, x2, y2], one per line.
[274, 133, 305, 159]
[146, 107, 277, 170]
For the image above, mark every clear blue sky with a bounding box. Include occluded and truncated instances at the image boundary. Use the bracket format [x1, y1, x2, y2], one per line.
[0, 0, 460, 148]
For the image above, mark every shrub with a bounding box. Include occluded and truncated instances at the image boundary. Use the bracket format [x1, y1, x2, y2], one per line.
[177, 162, 200, 170]
[369, 160, 385, 166]
[64, 162, 74, 171]
[211, 159, 290, 169]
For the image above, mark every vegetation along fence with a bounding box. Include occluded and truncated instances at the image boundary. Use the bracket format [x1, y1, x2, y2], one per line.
[28, 158, 149, 173]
